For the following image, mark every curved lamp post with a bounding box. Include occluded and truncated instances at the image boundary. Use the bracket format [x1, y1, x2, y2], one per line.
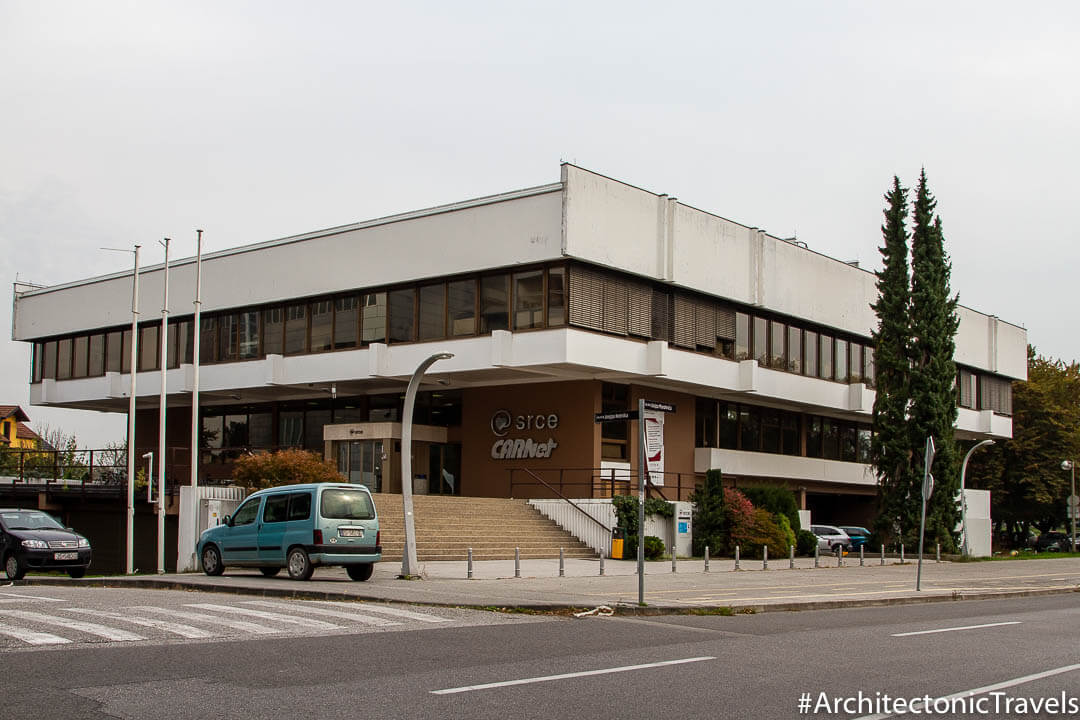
[400, 352, 453, 577]
[960, 439, 994, 557]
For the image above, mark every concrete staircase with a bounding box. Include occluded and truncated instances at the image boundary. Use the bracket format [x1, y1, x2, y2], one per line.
[372, 494, 597, 562]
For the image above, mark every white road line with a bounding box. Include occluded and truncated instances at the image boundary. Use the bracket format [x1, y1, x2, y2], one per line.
[431, 656, 717, 695]
[128, 606, 280, 635]
[308, 600, 451, 623]
[64, 609, 216, 639]
[852, 662, 1080, 720]
[891, 621, 1022, 637]
[0, 625, 71, 645]
[0, 592, 65, 602]
[0, 610, 144, 641]
[240, 601, 401, 626]
[186, 603, 342, 630]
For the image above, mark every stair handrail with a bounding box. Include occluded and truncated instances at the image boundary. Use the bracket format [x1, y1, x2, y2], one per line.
[518, 467, 612, 535]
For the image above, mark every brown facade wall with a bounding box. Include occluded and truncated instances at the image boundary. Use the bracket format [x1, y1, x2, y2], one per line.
[460, 380, 601, 498]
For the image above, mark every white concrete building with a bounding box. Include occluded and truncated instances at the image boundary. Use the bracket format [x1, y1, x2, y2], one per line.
[12, 164, 1026, 523]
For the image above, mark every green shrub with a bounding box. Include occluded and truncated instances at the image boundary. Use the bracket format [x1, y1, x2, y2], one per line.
[743, 508, 794, 559]
[739, 485, 801, 533]
[796, 529, 818, 556]
[643, 535, 665, 560]
[613, 495, 672, 559]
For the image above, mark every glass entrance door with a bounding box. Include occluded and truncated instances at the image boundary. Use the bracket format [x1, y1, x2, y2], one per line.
[427, 443, 461, 495]
[337, 439, 383, 492]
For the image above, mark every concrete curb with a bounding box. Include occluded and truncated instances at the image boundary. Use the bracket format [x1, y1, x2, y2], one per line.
[16, 576, 1080, 616]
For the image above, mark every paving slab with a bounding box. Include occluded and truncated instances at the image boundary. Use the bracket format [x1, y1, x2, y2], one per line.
[16, 555, 1080, 615]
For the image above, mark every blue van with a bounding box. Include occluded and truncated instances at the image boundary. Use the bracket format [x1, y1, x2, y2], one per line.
[197, 483, 381, 581]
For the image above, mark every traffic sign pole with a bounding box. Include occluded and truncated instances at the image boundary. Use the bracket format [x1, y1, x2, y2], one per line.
[917, 436, 935, 592]
[637, 397, 646, 606]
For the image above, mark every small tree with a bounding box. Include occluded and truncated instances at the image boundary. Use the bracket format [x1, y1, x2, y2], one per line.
[232, 448, 345, 491]
[690, 469, 726, 556]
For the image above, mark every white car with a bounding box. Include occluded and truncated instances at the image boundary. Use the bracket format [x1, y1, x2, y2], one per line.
[811, 524, 851, 553]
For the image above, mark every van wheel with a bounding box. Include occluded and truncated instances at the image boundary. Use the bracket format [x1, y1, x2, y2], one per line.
[259, 567, 281, 577]
[287, 547, 314, 581]
[201, 545, 224, 576]
[346, 564, 373, 582]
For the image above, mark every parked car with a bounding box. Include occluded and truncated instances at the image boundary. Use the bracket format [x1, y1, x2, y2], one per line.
[810, 524, 851, 552]
[0, 508, 92, 580]
[1034, 531, 1072, 552]
[197, 483, 381, 581]
[838, 526, 872, 549]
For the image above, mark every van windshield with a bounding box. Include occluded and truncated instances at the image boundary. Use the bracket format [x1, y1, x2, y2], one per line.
[320, 488, 375, 520]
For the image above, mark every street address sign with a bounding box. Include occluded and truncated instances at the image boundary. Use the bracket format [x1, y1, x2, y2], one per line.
[643, 400, 676, 413]
[594, 411, 638, 423]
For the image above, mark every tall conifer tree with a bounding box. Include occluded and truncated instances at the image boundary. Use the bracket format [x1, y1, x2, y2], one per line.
[871, 177, 917, 542]
[909, 170, 961, 550]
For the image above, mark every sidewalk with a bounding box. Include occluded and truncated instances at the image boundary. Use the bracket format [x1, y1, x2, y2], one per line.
[22, 555, 1080, 615]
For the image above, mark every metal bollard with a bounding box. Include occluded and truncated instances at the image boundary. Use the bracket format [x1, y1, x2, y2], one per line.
[763, 545, 768, 570]
[599, 554, 605, 576]
[559, 547, 565, 577]
[837, 545, 843, 567]
[467, 547, 474, 579]
[735, 545, 740, 570]
[860, 545, 865, 567]
[705, 546, 710, 573]
[814, 544, 820, 568]
[789, 544, 795, 569]
[881, 544, 885, 566]
[900, 543, 905, 563]
[936, 543, 941, 563]
[515, 547, 521, 578]
[671, 552, 677, 574]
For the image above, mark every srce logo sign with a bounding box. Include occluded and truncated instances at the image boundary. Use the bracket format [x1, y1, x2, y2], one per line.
[490, 409, 513, 437]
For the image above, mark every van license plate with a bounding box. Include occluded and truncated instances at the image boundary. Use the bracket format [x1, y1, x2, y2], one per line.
[54, 552, 78, 560]
[339, 528, 363, 538]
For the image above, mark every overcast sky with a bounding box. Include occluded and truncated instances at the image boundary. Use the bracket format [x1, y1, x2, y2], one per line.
[1, 1, 1077, 447]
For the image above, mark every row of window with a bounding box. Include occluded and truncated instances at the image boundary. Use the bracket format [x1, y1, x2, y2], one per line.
[31, 268, 567, 380]
[566, 265, 878, 386]
[696, 398, 873, 463]
[26, 261, 1013, 419]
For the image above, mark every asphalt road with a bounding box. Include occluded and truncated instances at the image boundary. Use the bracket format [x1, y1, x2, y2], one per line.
[3, 588, 1079, 719]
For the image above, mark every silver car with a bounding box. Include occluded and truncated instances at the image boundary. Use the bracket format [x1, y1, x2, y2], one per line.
[811, 524, 851, 553]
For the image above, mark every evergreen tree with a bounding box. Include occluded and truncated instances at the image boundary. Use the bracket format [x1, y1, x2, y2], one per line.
[908, 170, 961, 550]
[871, 177, 916, 543]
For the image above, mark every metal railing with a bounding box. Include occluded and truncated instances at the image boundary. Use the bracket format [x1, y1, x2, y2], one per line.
[508, 467, 699, 501]
[516, 467, 612, 535]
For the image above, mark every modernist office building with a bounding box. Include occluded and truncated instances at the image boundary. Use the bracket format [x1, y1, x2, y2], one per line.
[13, 165, 1026, 522]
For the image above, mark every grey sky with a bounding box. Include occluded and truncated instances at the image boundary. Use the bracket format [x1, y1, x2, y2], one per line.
[2, 1, 1077, 447]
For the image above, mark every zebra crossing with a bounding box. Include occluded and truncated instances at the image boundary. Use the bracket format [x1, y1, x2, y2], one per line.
[0, 590, 458, 650]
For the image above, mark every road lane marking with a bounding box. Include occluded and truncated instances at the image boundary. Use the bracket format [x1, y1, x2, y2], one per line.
[0, 592, 65, 602]
[129, 606, 280, 634]
[308, 600, 451, 623]
[431, 656, 716, 695]
[892, 621, 1022, 637]
[852, 662, 1080, 720]
[0, 625, 71, 645]
[0, 610, 143, 641]
[240, 601, 400, 626]
[64, 609, 216, 639]
[186, 603, 342, 630]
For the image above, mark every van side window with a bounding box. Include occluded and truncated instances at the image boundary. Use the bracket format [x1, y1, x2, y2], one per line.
[232, 499, 260, 526]
[288, 492, 312, 521]
[263, 495, 289, 523]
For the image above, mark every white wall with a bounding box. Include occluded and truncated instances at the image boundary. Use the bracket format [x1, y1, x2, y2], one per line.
[562, 164, 1026, 380]
[14, 186, 564, 339]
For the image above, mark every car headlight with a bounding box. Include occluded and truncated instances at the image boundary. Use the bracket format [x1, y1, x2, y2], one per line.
[21, 539, 48, 549]
[77, 537, 90, 548]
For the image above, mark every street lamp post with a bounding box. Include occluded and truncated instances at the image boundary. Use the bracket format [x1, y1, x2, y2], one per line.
[1063, 460, 1076, 552]
[960, 439, 994, 557]
[104, 245, 141, 574]
[399, 352, 453, 578]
